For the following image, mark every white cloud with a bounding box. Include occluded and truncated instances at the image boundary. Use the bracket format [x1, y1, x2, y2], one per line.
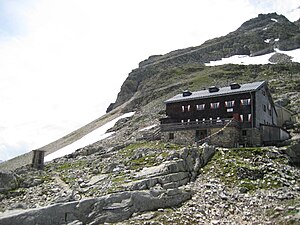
[0, 0, 298, 161]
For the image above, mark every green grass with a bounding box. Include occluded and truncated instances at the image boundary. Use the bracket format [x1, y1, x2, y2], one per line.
[202, 147, 289, 191]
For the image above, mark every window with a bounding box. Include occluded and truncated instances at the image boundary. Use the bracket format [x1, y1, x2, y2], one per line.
[242, 130, 247, 136]
[263, 104, 266, 112]
[227, 108, 233, 112]
[196, 104, 205, 110]
[240, 114, 251, 122]
[241, 99, 251, 106]
[225, 100, 235, 108]
[181, 105, 191, 112]
[210, 102, 220, 109]
[169, 133, 174, 140]
[218, 130, 224, 135]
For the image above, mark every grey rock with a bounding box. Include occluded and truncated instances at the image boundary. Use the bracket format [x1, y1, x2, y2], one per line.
[0, 187, 191, 225]
[0, 170, 18, 193]
[286, 140, 300, 166]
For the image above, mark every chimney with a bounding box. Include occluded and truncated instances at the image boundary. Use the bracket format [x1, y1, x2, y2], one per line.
[230, 83, 241, 90]
[208, 86, 219, 93]
[182, 90, 192, 97]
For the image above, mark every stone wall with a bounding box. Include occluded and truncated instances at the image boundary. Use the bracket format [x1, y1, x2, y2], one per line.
[209, 127, 239, 148]
[162, 127, 243, 148]
[240, 128, 262, 147]
[161, 130, 196, 146]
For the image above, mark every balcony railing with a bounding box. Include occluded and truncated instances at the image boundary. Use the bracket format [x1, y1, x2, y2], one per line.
[160, 118, 240, 132]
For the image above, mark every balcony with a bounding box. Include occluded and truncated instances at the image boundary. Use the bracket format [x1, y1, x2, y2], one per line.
[160, 118, 240, 132]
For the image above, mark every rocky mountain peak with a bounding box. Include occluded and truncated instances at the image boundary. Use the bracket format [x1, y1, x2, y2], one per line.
[107, 13, 300, 112]
[237, 13, 289, 32]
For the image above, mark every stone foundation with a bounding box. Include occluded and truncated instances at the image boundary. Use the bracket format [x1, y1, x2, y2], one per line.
[161, 130, 196, 146]
[209, 127, 239, 148]
[240, 128, 262, 147]
[162, 126, 242, 148]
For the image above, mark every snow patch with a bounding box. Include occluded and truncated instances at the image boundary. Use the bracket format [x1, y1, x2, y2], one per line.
[275, 38, 279, 42]
[139, 124, 157, 132]
[205, 48, 300, 66]
[45, 112, 135, 162]
[264, 39, 271, 43]
[271, 18, 278, 22]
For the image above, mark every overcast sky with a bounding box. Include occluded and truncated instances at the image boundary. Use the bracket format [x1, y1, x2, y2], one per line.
[0, 0, 299, 161]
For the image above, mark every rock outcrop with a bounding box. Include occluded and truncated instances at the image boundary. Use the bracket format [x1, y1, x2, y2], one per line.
[0, 187, 191, 225]
[107, 13, 300, 112]
[0, 145, 215, 224]
[286, 139, 300, 166]
[0, 171, 18, 193]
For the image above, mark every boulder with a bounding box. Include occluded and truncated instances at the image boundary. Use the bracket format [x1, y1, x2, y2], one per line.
[0, 170, 18, 193]
[0, 188, 191, 225]
[286, 140, 300, 166]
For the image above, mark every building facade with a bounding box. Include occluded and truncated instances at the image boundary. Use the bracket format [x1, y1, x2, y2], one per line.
[160, 81, 289, 147]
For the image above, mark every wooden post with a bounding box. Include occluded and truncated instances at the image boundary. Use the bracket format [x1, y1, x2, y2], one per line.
[32, 150, 46, 170]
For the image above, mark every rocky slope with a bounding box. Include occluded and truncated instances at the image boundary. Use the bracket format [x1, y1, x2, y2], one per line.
[0, 12, 300, 225]
[108, 13, 300, 111]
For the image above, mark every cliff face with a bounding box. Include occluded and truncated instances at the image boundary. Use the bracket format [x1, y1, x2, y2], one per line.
[108, 13, 300, 112]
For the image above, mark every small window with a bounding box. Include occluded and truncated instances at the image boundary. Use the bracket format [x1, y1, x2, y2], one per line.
[210, 102, 220, 109]
[227, 108, 233, 112]
[242, 130, 247, 136]
[218, 130, 224, 135]
[225, 100, 235, 108]
[181, 106, 185, 112]
[241, 99, 251, 106]
[169, 133, 174, 140]
[263, 104, 266, 112]
[196, 104, 205, 110]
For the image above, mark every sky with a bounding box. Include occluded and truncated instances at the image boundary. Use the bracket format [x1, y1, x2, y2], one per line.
[0, 0, 299, 161]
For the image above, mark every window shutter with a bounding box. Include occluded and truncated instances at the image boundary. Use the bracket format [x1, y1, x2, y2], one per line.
[240, 115, 244, 122]
[248, 114, 252, 122]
